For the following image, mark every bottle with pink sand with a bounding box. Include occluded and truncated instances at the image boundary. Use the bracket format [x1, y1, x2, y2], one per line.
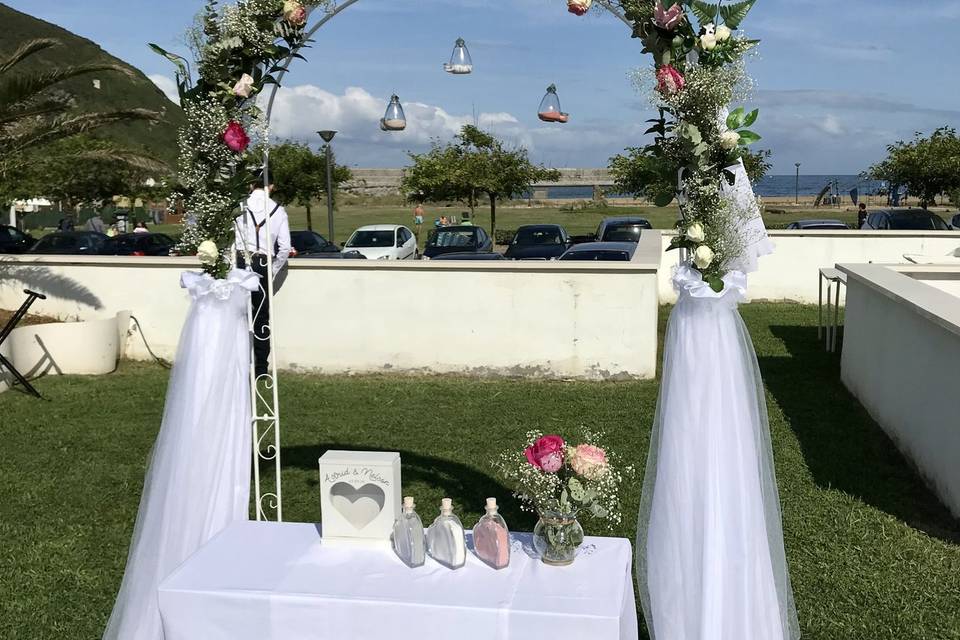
[473, 498, 510, 570]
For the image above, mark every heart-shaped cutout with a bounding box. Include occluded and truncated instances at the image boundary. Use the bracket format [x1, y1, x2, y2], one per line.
[329, 482, 386, 530]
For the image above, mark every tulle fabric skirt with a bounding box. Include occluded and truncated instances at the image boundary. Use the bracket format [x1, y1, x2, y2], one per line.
[103, 270, 258, 640]
[637, 267, 800, 640]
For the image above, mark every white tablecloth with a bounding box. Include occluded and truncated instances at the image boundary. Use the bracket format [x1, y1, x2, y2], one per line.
[158, 521, 638, 640]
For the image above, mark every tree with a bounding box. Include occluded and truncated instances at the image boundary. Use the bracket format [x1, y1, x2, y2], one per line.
[609, 146, 773, 204]
[401, 125, 559, 238]
[868, 127, 960, 208]
[268, 141, 351, 231]
[0, 38, 164, 186]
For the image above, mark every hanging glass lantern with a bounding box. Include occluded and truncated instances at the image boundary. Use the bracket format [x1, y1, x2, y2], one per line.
[380, 94, 407, 131]
[537, 84, 569, 123]
[443, 38, 473, 74]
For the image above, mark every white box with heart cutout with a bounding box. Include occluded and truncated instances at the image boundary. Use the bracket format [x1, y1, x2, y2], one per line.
[318, 450, 401, 542]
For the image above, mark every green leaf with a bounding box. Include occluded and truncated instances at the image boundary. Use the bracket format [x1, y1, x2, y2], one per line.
[742, 108, 759, 128]
[726, 107, 746, 130]
[719, 0, 757, 29]
[684, 124, 702, 144]
[690, 0, 719, 26]
[707, 275, 725, 292]
[148, 43, 188, 79]
[738, 130, 762, 144]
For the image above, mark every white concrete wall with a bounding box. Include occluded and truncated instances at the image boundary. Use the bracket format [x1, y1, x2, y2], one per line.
[0, 232, 661, 380]
[658, 230, 960, 303]
[839, 264, 960, 518]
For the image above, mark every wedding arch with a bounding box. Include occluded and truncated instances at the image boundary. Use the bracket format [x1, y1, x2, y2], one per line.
[152, 0, 763, 522]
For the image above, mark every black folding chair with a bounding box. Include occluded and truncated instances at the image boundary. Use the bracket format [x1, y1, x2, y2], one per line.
[0, 289, 48, 398]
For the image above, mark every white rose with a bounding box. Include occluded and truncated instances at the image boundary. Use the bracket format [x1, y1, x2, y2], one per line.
[686, 222, 706, 243]
[700, 33, 717, 51]
[715, 25, 732, 41]
[197, 240, 220, 265]
[720, 130, 741, 150]
[702, 23, 716, 36]
[693, 245, 715, 270]
[233, 73, 255, 98]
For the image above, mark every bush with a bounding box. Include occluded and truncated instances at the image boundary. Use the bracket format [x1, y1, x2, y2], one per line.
[494, 229, 516, 245]
[950, 189, 960, 207]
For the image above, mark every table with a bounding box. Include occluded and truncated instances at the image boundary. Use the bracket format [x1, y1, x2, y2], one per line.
[818, 267, 847, 353]
[158, 520, 638, 640]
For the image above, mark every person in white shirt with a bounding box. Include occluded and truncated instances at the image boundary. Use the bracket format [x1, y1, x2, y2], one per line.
[234, 171, 291, 377]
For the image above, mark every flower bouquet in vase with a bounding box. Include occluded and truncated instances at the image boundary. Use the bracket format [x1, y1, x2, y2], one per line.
[493, 430, 631, 566]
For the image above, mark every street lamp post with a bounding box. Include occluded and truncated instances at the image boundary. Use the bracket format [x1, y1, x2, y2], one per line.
[318, 130, 337, 242]
[795, 163, 801, 205]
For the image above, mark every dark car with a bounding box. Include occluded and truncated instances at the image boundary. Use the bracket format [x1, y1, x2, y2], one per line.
[595, 216, 652, 243]
[28, 231, 109, 255]
[861, 209, 950, 230]
[0, 225, 35, 254]
[951, 213, 960, 230]
[559, 241, 638, 262]
[422, 225, 493, 259]
[429, 252, 506, 261]
[785, 219, 848, 230]
[290, 230, 340, 257]
[504, 224, 570, 260]
[104, 233, 176, 256]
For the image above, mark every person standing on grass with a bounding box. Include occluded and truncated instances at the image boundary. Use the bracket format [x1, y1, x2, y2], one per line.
[857, 203, 868, 229]
[414, 203, 424, 241]
[234, 170, 291, 377]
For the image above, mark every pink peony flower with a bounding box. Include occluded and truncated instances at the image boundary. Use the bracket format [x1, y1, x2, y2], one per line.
[569, 444, 608, 480]
[656, 65, 685, 96]
[233, 73, 255, 99]
[653, 0, 685, 31]
[567, 0, 592, 16]
[222, 121, 250, 153]
[524, 435, 566, 473]
[283, 0, 307, 25]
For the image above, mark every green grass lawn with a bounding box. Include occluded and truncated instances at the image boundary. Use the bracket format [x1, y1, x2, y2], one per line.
[1, 303, 958, 639]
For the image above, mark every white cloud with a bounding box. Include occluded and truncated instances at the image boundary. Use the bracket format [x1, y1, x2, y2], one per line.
[149, 74, 180, 105]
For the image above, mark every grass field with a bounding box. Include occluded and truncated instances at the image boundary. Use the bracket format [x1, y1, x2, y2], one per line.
[1, 303, 958, 639]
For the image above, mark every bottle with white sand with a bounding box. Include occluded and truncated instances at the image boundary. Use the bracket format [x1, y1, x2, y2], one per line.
[392, 496, 426, 568]
[427, 498, 467, 569]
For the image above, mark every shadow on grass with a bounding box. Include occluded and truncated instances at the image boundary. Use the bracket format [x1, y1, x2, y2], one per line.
[281, 444, 540, 531]
[762, 324, 960, 544]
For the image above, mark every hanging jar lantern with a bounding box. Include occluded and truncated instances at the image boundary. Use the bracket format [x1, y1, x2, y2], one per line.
[443, 38, 473, 74]
[537, 84, 569, 123]
[380, 94, 407, 131]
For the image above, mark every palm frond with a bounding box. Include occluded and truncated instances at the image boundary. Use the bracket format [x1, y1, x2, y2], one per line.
[0, 64, 134, 112]
[0, 38, 61, 75]
[0, 99, 68, 127]
[2, 108, 164, 156]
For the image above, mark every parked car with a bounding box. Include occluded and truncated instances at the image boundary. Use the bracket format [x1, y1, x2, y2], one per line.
[0, 225, 35, 254]
[28, 231, 109, 255]
[343, 224, 417, 260]
[594, 216, 652, 243]
[951, 213, 960, 230]
[861, 209, 950, 230]
[559, 241, 637, 262]
[785, 219, 848, 230]
[504, 224, 570, 260]
[290, 230, 340, 257]
[104, 233, 176, 256]
[430, 252, 506, 261]
[422, 225, 493, 259]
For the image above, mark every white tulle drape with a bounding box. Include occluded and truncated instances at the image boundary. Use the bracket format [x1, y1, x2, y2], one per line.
[103, 269, 258, 640]
[636, 266, 800, 640]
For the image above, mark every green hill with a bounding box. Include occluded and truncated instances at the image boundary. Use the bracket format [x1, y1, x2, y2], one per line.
[0, 3, 184, 167]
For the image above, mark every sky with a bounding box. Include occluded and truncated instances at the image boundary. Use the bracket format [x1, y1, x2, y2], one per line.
[6, 0, 960, 174]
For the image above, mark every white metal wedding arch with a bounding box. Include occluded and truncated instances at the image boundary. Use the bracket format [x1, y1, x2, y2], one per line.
[248, 0, 634, 522]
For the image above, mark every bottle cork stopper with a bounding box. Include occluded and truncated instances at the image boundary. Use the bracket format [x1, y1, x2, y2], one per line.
[441, 497, 453, 513]
[403, 496, 415, 509]
[485, 497, 498, 511]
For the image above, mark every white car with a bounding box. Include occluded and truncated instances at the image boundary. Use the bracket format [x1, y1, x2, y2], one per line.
[342, 224, 418, 260]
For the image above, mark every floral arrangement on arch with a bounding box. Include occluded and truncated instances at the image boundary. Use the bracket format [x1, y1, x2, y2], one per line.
[151, 0, 329, 278]
[492, 430, 633, 529]
[604, 0, 763, 291]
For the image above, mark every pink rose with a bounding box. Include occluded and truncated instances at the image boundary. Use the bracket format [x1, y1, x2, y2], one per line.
[524, 435, 566, 473]
[656, 65, 685, 96]
[233, 73, 255, 98]
[653, 0, 685, 31]
[569, 444, 608, 480]
[283, 0, 307, 25]
[567, 0, 592, 16]
[222, 121, 250, 153]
